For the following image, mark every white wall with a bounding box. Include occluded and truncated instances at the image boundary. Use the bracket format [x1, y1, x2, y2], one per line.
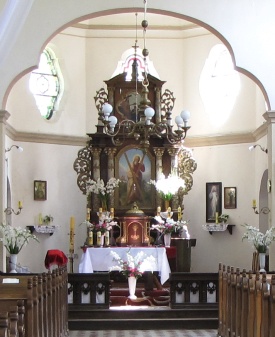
[7, 140, 86, 272]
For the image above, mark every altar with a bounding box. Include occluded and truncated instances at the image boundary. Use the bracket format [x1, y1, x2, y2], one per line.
[79, 247, 171, 284]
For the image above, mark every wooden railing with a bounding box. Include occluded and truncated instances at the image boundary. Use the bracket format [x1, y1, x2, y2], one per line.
[169, 272, 219, 309]
[68, 272, 111, 310]
[0, 266, 68, 337]
[218, 263, 275, 337]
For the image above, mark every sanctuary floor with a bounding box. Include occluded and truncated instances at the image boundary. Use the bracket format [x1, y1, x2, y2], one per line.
[69, 330, 217, 337]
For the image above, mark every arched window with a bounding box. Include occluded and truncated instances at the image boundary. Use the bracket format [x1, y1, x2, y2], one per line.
[29, 48, 63, 120]
[199, 44, 240, 126]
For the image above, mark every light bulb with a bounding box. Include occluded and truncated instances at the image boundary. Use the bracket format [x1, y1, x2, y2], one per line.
[102, 103, 113, 118]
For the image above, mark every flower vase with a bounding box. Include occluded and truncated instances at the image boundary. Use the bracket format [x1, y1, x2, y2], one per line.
[128, 276, 137, 300]
[164, 199, 170, 211]
[259, 253, 266, 272]
[101, 198, 108, 212]
[9, 254, 18, 273]
[100, 234, 105, 247]
[164, 233, 171, 247]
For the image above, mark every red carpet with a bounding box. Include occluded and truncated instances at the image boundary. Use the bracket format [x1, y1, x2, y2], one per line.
[110, 288, 170, 307]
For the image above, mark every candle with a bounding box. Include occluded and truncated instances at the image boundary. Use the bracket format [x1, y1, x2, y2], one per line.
[70, 216, 75, 252]
[215, 212, 219, 224]
[99, 207, 103, 220]
[157, 206, 161, 215]
[252, 199, 256, 208]
[110, 208, 114, 218]
[18, 201, 22, 209]
[167, 207, 171, 219]
[97, 231, 102, 246]
[38, 213, 43, 225]
[178, 207, 182, 221]
[88, 229, 93, 246]
[105, 231, 109, 246]
[86, 208, 90, 221]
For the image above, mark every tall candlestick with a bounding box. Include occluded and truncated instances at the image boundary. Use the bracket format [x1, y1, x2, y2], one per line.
[110, 208, 114, 219]
[178, 207, 182, 221]
[70, 216, 75, 252]
[157, 206, 161, 215]
[86, 208, 90, 221]
[167, 207, 171, 219]
[215, 212, 219, 224]
[99, 207, 103, 220]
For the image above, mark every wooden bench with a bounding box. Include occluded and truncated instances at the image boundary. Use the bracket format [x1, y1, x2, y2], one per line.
[0, 266, 68, 337]
[218, 263, 275, 337]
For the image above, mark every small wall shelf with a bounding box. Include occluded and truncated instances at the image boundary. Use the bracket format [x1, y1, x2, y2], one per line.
[27, 225, 57, 236]
[202, 224, 235, 235]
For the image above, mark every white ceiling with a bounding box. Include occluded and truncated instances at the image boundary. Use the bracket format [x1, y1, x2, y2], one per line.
[70, 13, 209, 39]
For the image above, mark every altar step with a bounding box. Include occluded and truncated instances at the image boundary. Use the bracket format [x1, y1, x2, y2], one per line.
[68, 305, 218, 330]
[69, 287, 218, 330]
[110, 288, 170, 307]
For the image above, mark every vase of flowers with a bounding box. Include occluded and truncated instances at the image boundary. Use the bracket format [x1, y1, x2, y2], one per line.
[94, 218, 118, 246]
[0, 223, 39, 272]
[242, 224, 275, 272]
[151, 216, 177, 246]
[175, 220, 190, 239]
[110, 250, 156, 299]
[86, 177, 120, 211]
[9, 254, 18, 273]
[149, 174, 186, 209]
[242, 224, 275, 253]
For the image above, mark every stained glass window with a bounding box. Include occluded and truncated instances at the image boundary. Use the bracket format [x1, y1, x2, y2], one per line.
[29, 48, 63, 119]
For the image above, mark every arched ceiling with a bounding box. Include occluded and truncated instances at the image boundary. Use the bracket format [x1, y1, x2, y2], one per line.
[65, 12, 210, 40]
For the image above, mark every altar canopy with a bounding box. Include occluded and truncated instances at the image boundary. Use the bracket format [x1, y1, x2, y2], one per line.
[79, 247, 171, 284]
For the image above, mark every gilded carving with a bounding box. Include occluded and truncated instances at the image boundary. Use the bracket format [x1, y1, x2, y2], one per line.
[177, 147, 197, 204]
[73, 146, 92, 194]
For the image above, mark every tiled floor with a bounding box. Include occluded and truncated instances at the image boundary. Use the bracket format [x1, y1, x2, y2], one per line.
[69, 330, 217, 337]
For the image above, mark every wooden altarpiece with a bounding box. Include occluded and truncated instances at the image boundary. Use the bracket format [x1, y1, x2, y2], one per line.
[73, 70, 197, 246]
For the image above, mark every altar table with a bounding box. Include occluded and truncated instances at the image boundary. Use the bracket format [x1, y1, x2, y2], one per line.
[79, 247, 171, 284]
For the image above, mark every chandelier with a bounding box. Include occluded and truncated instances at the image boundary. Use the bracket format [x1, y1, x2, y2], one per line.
[101, 0, 191, 148]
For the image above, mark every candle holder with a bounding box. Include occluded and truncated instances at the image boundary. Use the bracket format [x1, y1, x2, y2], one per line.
[252, 206, 270, 214]
[68, 250, 78, 273]
[4, 205, 23, 215]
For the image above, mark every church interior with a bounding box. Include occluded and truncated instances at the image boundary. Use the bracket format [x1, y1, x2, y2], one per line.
[0, 0, 275, 336]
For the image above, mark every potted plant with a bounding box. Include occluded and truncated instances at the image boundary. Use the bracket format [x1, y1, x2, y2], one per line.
[43, 215, 54, 225]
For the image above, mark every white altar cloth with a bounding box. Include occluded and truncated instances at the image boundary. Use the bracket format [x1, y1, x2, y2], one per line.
[79, 247, 171, 284]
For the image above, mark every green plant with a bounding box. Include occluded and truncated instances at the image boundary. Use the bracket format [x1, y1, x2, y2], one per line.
[43, 215, 53, 224]
[218, 214, 229, 223]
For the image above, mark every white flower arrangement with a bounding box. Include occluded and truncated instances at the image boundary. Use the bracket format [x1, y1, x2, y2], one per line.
[148, 174, 185, 201]
[152, 216, 177, 234]
[86, 177, 120, 209]
[0, 223, 39, 254]
[86, 177, 120, 196]
[242, 224, 275, 253]
[110, 250, 156, 278]
[174, 220, 190, 239]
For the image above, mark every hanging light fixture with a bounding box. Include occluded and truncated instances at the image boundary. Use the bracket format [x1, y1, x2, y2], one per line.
[101, 0, 191, 148]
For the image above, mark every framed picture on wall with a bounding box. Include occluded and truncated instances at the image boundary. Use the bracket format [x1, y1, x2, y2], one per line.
[224, 187, 237, 209]
[206, 182, 222, 222]
[34, 180, 47, 201]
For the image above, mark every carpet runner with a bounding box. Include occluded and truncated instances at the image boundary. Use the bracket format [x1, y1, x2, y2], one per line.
[110, 288, 170, 307]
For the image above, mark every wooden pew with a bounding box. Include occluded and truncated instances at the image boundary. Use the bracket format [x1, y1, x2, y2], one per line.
[0, 266, 68, 337]
[218, 264, 275, 337]
[0, 304, 22, 337]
